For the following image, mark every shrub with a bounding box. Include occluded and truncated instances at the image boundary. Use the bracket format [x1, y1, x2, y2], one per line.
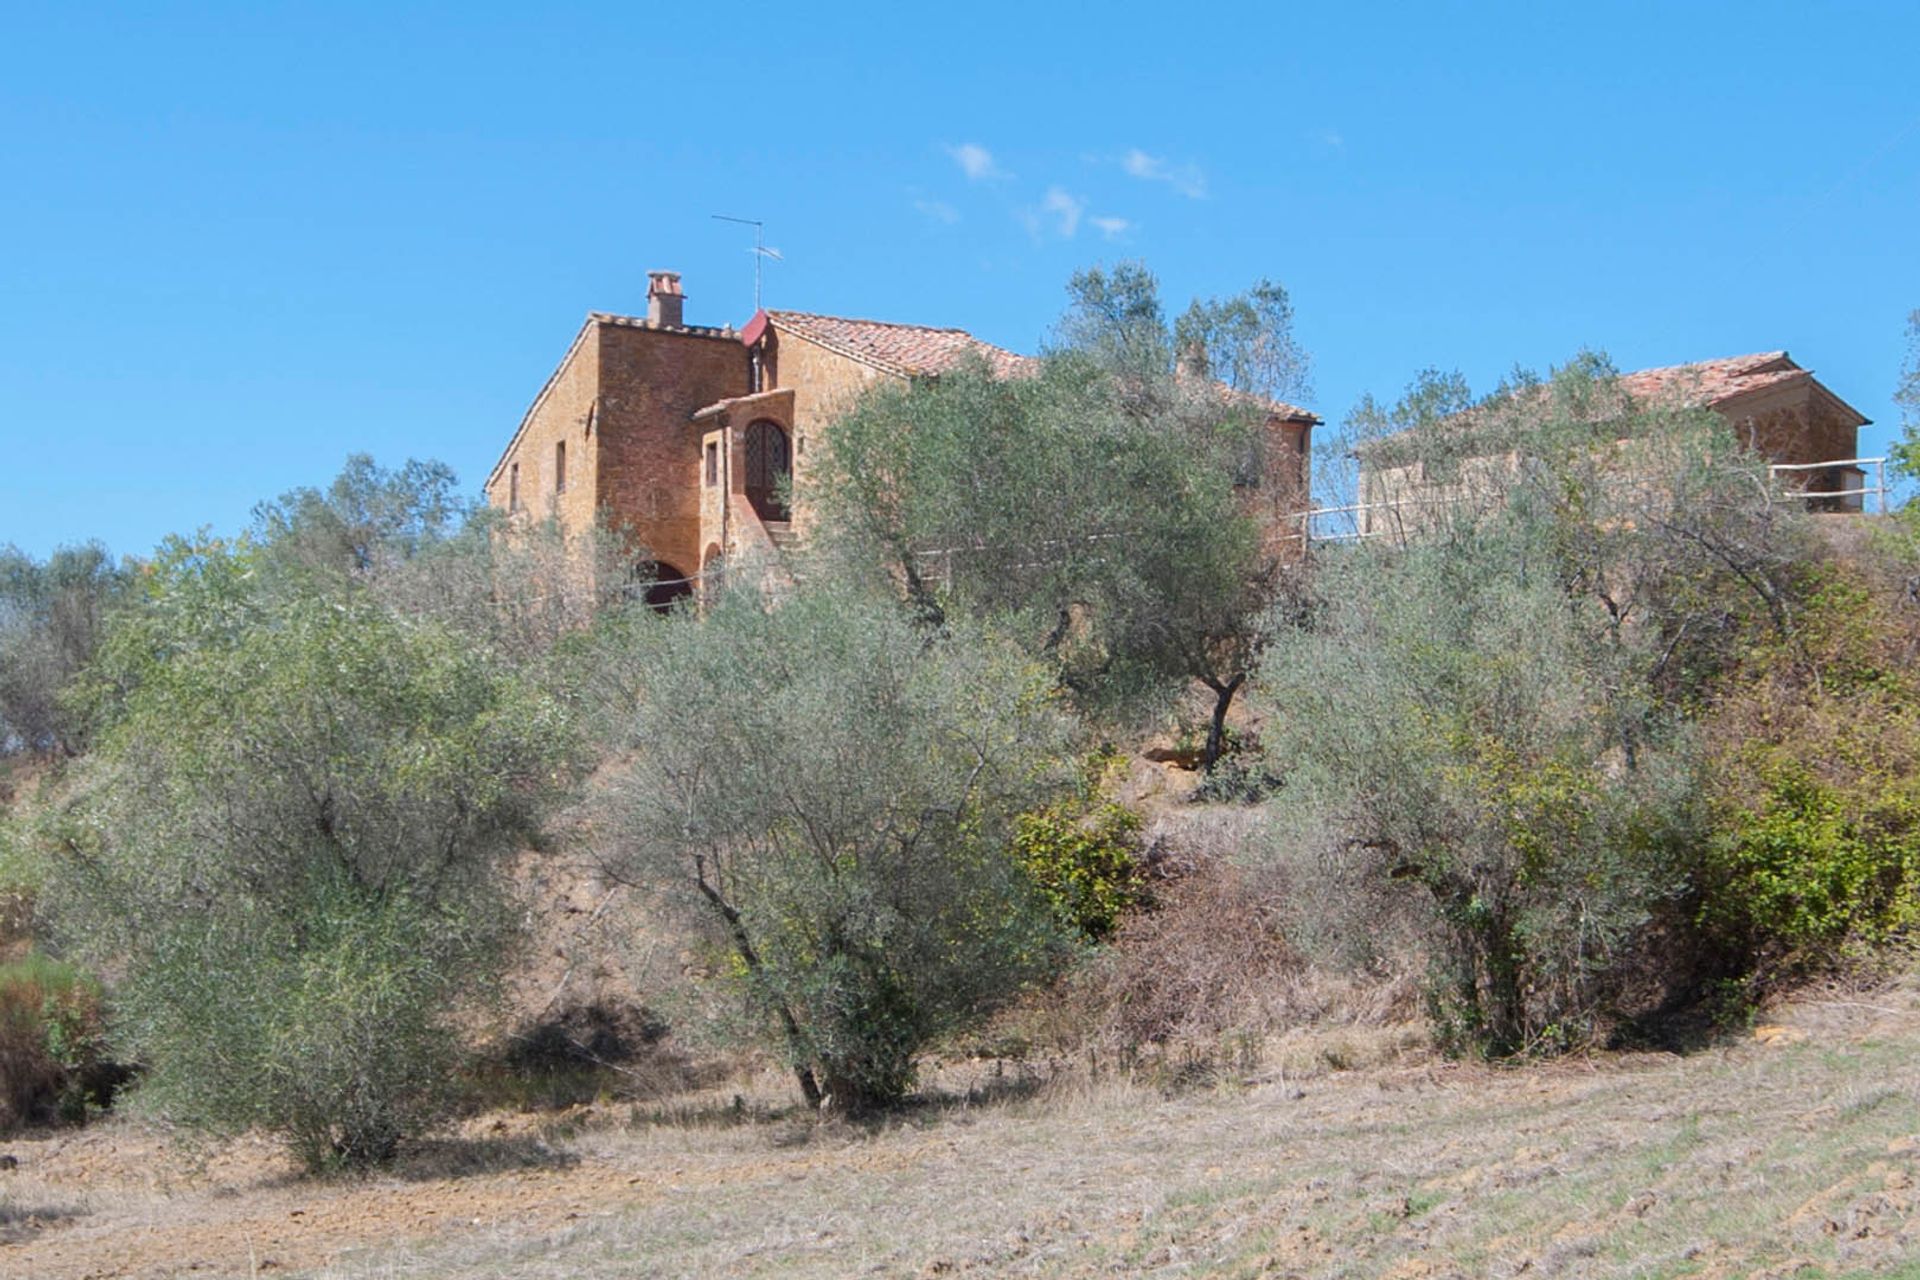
[1052, 853, 1299, 1055]
[598, 578, 1076, 1114]
[1254, 361, 1805, 1056]
[1012, 752, 1144, 940]
[1707, 767, 1920, 955]
[43, 571, 566, 1172]
[1699, 567, 1920, 974]
[0, 953, 111, 1130]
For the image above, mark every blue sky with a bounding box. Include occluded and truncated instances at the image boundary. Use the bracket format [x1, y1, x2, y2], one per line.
[3, 1, 1917, 557]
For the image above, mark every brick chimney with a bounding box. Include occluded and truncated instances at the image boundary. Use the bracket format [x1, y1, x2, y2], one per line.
[647, 271, 685, 328]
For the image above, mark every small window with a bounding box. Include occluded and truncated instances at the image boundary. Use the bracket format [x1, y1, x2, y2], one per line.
[509, 462, 520, 512]
[555, 441, 567, 493]
[706, 441, 719, 486]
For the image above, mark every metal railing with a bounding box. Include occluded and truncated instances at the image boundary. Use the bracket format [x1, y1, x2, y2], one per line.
[1767, 457, 1888, 514]
[1299, 456, 1895, 548]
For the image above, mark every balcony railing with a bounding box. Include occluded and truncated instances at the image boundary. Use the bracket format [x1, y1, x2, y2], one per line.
[1301, 456, 1896, 547]
[1767, 457, 1888, 514]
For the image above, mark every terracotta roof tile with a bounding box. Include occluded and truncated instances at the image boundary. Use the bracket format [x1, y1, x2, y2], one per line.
[1614, 352, 1806, 407]
[765, 310, 1038, 380]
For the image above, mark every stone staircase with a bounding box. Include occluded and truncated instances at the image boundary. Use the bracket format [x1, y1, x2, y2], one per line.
[763, 521, 799, 555]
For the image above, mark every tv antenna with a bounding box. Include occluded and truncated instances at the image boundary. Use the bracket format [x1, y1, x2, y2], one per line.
[712, 214, 782, 311]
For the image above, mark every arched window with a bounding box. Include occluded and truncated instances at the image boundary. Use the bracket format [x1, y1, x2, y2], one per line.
[743, 420, 791, 521]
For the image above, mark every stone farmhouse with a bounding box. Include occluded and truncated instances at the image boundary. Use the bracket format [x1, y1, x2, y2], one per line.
[487, 271, 1321, 603]
[1353, 351, 1876, 540]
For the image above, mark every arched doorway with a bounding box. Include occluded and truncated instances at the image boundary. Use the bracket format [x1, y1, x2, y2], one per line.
[633, 559, 694, 614]
[700, 543, 725, 605]
[743, 420, 791, 522]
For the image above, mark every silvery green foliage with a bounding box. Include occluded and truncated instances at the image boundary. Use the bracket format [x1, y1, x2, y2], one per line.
[813, 265, 1311, 768]
[1255, 358, 1810, 1055]
[1894, 311, 1920, 484]
[0, 542, 127, 756]
[43, 492, 572, 1171]
[598, 579, 1075, 1112]
[50, 587, 564, 1168]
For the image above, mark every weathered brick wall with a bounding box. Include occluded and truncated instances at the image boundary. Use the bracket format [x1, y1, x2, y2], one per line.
[484, 322, 601, 529]
[594, 323, 748, 580]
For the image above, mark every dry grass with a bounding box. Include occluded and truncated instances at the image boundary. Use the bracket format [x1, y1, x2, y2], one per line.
[5, 981, 1920, 1279]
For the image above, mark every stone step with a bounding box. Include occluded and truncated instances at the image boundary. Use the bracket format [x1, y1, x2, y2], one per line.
[764, 521, 799, 553]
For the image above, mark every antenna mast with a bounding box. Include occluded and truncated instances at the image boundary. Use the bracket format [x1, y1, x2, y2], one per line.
[712, 214, 782, 311]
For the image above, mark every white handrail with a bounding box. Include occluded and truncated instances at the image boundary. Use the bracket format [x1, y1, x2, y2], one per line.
[1767, 456, 1889, 514]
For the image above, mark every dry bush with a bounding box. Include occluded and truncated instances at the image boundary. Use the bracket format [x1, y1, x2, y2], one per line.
[0, 953, 113, 1130]
[1007, 806, 1422, 1074]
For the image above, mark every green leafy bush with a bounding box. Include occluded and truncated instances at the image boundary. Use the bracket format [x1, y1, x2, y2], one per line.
[44, 561, 566, 1172]
[1700, 568, 1920, 973]
[1706, 768, 1920, 956]
[1013, 754, 1144, 940]
[0, 952, 111, 1129]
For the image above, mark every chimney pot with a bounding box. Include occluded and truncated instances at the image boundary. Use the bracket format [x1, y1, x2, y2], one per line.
[647, 271, 685, 328]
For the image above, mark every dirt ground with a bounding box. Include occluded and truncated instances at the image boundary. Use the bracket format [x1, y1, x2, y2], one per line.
[6, 981, 1920, 1280]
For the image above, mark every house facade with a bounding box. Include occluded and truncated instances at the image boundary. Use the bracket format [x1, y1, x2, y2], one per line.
[1355, 352, 1874, 539]
[487, 272, 1321, 602]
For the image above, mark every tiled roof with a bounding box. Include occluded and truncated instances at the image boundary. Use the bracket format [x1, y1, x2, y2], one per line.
[1615, 352, 1808, 407]
[1181, 373, 1320, 425]
[588, 311, 739, 340]
[765, 310, 1039, 380]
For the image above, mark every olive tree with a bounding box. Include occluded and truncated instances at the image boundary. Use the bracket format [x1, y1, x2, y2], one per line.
[813, 263, 1311, 767]
[34, 454, 616, 1170]
[249, 453, 470, 582]
[596, 580, 1075, 1113]
[1255, 357, 1811, 1054]
[0, 542, 128, 757]
[41, 526, 570, 1170]
[1893, 310, 1919, 482]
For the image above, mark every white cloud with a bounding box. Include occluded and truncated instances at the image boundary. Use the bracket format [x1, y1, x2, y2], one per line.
[1090, 215, 1132, 241]
[1040, 186, 1084, 237]
[1120, 148, 1208, 198]
[1316, 128, 1345, 149]
[915, 198, 961, 225]
[947, 142, 1006, 182]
